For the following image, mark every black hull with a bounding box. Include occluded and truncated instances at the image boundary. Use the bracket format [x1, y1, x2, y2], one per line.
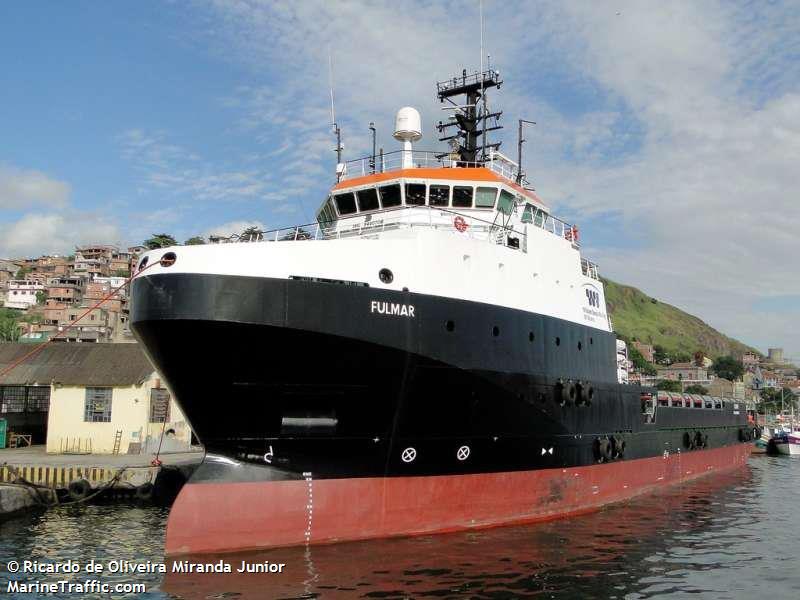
[131, 273, 750, 480]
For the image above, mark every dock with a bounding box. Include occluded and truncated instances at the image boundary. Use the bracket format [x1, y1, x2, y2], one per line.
[0, 446, 203, 513]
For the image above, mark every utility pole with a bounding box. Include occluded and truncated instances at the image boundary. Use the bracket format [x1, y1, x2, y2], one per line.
[517, 119, 536, 184]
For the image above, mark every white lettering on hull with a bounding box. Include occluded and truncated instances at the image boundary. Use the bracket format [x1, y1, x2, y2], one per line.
[370, 300, 415, 317]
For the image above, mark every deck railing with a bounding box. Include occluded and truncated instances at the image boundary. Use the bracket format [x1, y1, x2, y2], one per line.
[338, 149, 522, 184]
[211, 204, 591, 260]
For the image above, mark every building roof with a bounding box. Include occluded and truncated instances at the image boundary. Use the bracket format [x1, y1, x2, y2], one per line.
[0, 343, 154, 386]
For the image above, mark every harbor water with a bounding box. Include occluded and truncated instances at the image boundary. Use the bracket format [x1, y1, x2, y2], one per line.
[1, 455, 798, 599]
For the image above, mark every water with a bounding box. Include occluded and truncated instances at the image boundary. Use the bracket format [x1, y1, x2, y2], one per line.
[2, 456, 799, 599]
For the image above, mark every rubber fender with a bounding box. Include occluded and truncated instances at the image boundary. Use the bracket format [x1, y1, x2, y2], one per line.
[68, 478, 92, 501]
[560, 381, 576, 406]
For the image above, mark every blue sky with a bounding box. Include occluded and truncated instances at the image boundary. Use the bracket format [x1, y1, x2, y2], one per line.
[1, 1, 799, 359]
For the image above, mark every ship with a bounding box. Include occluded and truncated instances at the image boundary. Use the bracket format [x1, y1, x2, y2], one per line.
[130, 68, 754, 556]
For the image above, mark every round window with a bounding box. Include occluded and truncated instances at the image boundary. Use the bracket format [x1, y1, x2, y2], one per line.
[160, 252, 177, 267]
[379, 268, 393, 284]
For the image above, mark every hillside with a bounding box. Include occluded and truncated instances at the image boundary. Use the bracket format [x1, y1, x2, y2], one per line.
[603, 278, 759, 359]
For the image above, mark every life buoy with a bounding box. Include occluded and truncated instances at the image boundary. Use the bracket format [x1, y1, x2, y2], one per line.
[454, 216, 468, 232]
[68, 478, 92, 501]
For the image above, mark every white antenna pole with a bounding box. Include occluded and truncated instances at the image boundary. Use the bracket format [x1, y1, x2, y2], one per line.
[479, 0, 487, 162]
[328, 48, 336, 128]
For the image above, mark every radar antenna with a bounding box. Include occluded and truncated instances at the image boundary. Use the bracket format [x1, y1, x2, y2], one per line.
[436, 68, 503, 165]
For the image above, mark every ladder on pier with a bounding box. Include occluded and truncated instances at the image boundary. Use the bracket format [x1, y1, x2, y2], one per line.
[112, 430, 122, 455]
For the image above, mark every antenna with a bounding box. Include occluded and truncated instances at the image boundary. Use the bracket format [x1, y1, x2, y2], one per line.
[517, 119, 536, 184]
[328, 49, 343, 177]
[480, 0, 487, 161]
[369, 122, 376, 174]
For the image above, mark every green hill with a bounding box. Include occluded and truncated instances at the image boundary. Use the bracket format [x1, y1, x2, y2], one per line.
[603, 278, 759, 359]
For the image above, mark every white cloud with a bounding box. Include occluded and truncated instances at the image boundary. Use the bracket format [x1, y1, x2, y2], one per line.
[0, 212, 121, 258]
[119, 129, 273, 202]
[205, 219, 266, 239]
[198, 0, 800, 357]
[0, 165, 70, 209]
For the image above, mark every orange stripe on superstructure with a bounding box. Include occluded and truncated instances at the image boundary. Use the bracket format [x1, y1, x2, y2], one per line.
[332, 167, 547, 207]
[332, 167, 502, 190]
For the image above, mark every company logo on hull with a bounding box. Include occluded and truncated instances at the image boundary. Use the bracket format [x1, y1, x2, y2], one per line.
[370, 300, 415, 317]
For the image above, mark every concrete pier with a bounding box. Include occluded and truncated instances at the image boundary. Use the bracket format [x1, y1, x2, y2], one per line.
[0, 483, 57, 517]
[0, 446, 203, 493]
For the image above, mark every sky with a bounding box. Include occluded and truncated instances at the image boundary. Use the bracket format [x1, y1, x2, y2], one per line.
[0, 1, 798, 359]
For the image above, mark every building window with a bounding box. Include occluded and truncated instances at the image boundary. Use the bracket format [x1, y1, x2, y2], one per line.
[149, 388, 171, 423]
[84, 387, 112, 422]
[0, 386, 26, 413]
[26, 387, 51, 412]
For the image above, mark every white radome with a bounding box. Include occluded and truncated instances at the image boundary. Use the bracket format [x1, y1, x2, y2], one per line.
[393, 106, 422, 142]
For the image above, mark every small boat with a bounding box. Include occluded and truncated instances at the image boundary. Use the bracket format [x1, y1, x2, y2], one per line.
[771, 426, 800, 455]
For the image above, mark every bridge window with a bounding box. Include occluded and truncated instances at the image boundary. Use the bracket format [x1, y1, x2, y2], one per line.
[356, 188, 379, 212]
[405, 183, 426, 205]
[429, 185, 450, 207]
[378, 183, 401, 208]
[317, 198, 337, 226]
[475, 186, 497, 208]
[497, 190, 515, 215]
[452, 186, 473, 208]
[534, 208, 546, 227]
[522, 203, 534, 223]
[334, 192, 357, 215]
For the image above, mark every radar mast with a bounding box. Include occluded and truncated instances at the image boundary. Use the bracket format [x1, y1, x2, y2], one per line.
[436, 69, 503, 164]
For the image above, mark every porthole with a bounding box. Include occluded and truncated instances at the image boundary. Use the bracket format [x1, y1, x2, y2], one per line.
[445, 320, 455, 332]
[529, 331, 534, 342]
[555, 337, 561, 346]
[138, 256, 149, 271]
[379, 268, 393, 284]
[160, 252, 177, 267]
[492, 326, 500, 337]
[578, 341, 583, 351]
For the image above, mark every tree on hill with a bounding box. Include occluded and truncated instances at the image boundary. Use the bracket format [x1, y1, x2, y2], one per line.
[112, 269, 130, 277]
[144, 233, 177, 249]
[627, 344, 657, 375]
[656, 380, 682, 392]
[0, 310, 21, 341]
[185, 236, 205, 245]
[35, 290, 46, 305]
[710, 355, 744, 382]
[685, 384, 709, 394]
[241, 226, 263, 241]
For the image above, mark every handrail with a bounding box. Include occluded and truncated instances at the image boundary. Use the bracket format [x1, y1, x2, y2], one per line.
[337, 149, 522, 184]
[209, 204, 578, 248]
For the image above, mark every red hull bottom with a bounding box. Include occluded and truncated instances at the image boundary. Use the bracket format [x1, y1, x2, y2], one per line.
[165, 443, 751, 556]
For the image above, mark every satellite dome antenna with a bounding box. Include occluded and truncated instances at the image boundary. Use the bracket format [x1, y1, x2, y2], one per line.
[393, 107, 422, 169]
